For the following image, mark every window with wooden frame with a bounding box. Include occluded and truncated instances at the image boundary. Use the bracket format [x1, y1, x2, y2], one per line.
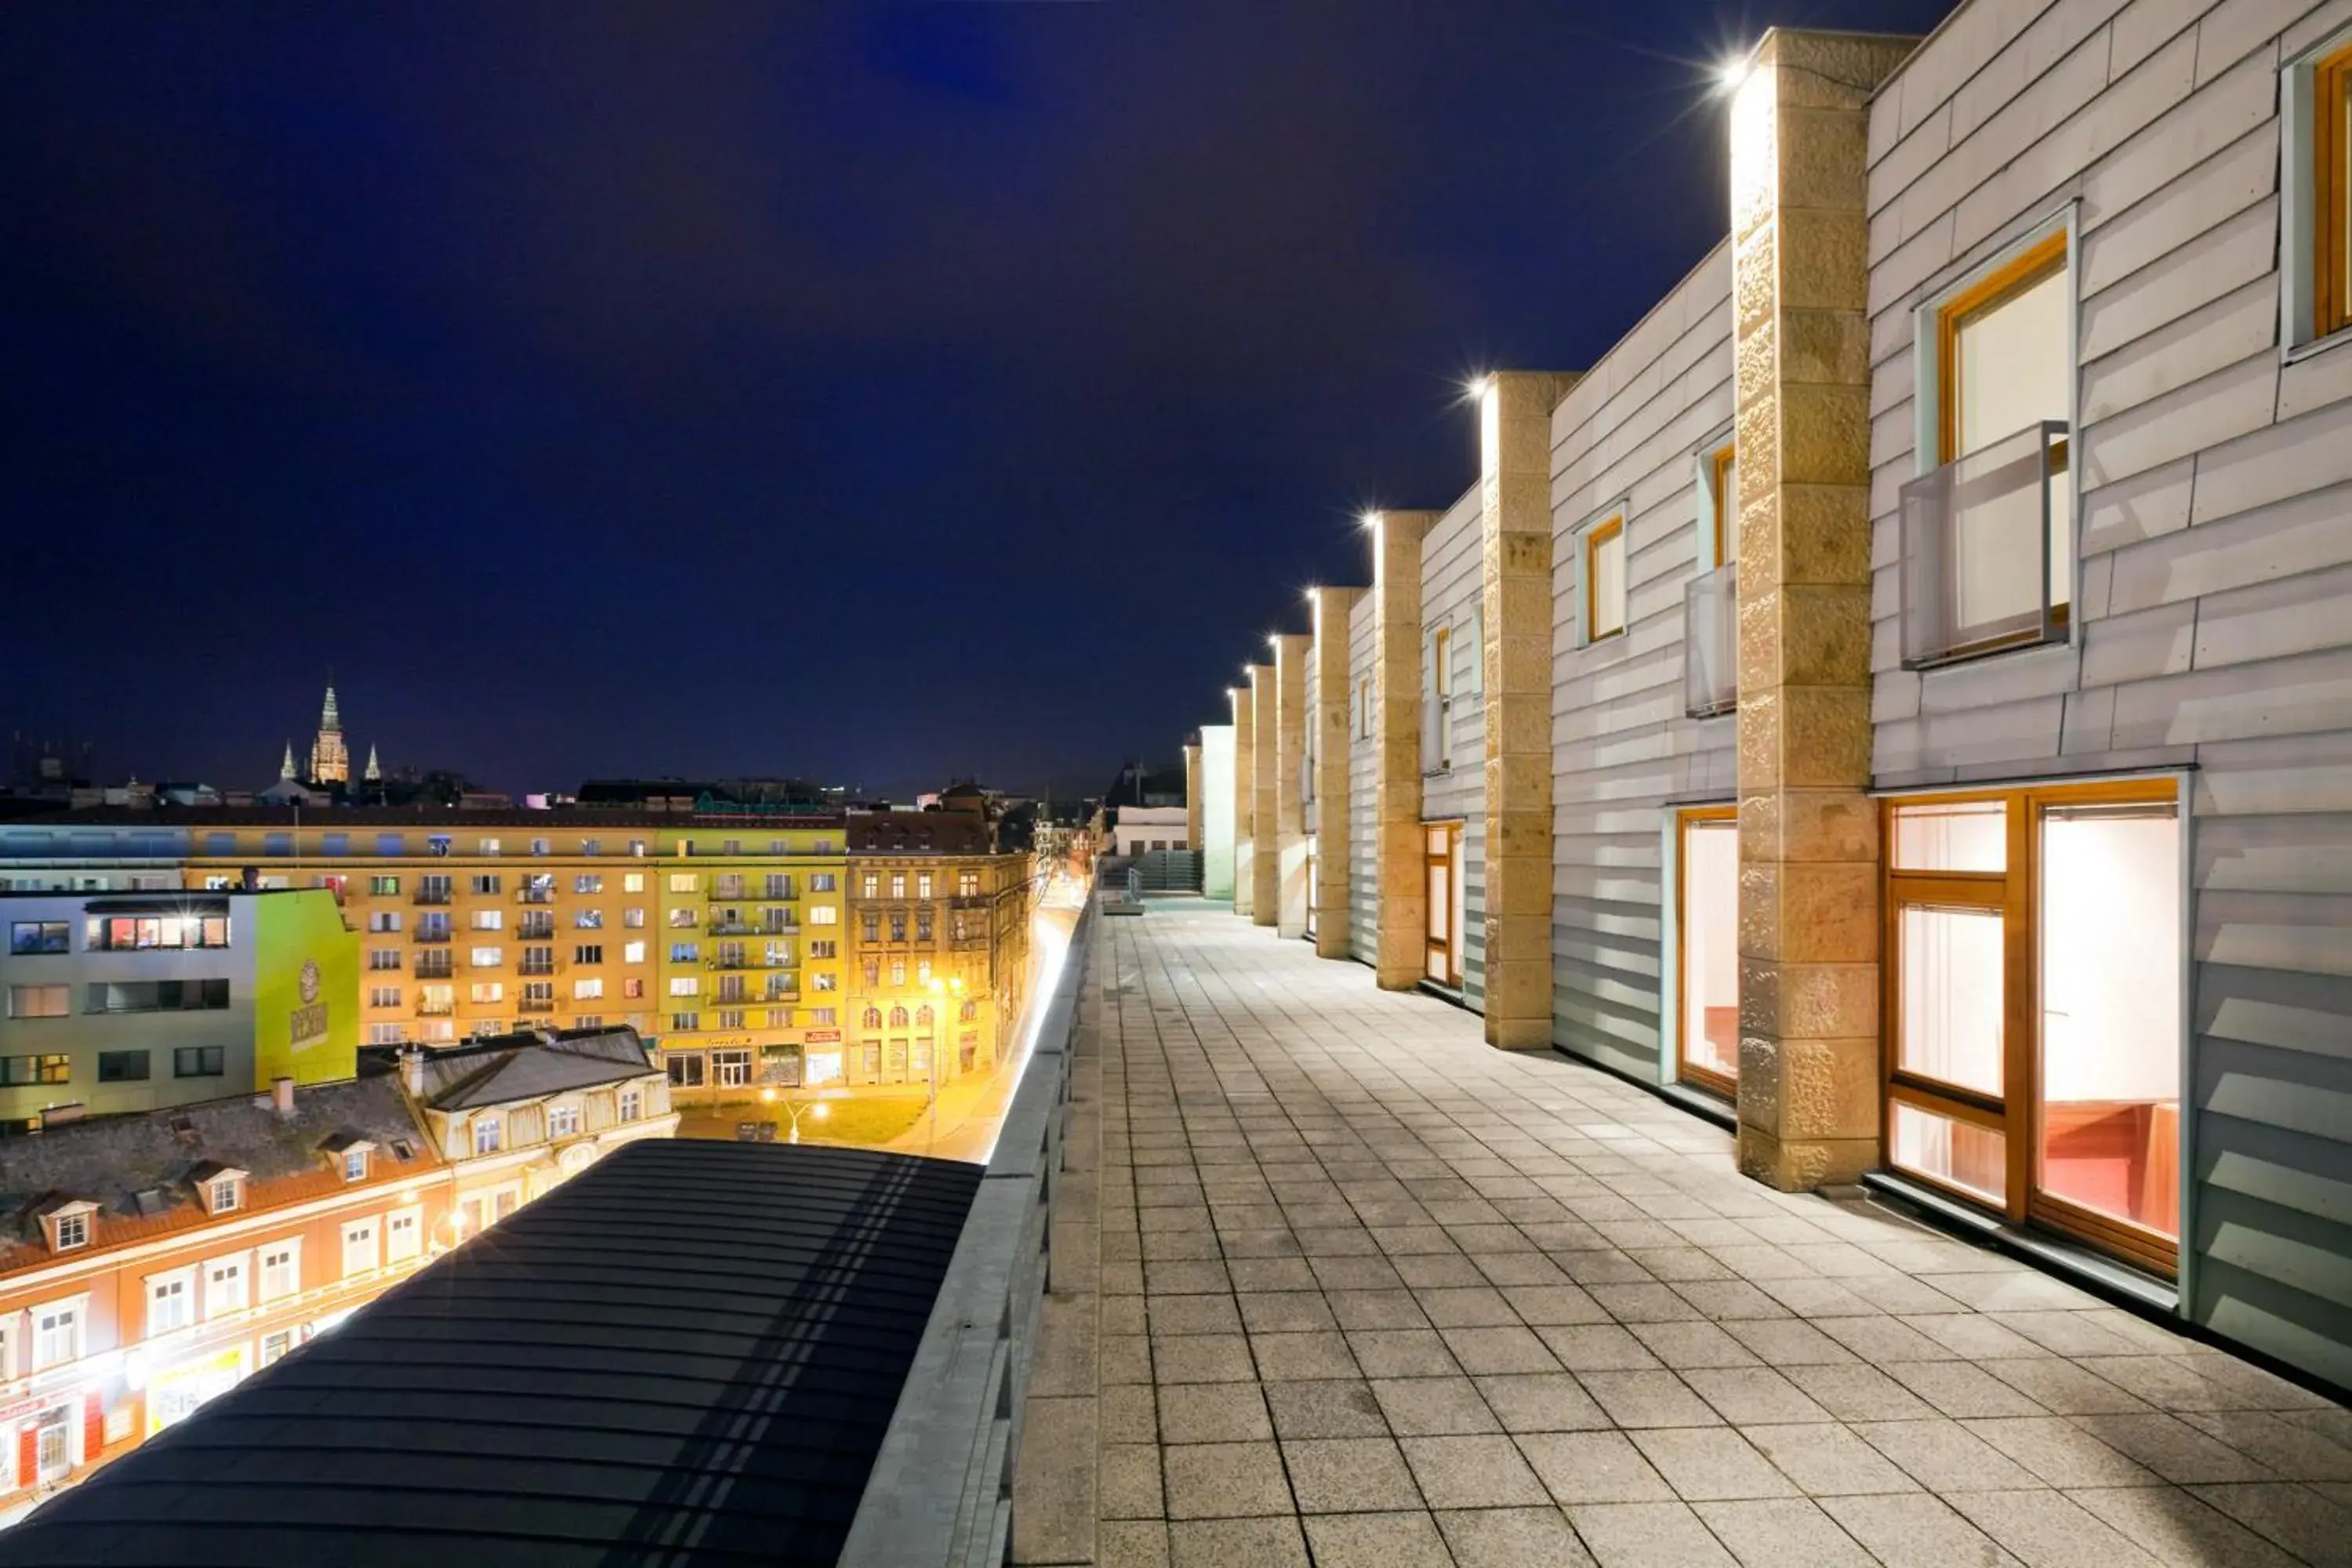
[1708, 444, 1737, 568]
[1932, 230, 2072, 638]
[1423, 822, 1464, 989]
[2315, 42, 2352, 340]
[1675, 807, 1739, 1095]
[1584, 516, 1626, 641]
[1881, 779, 2183, 1276]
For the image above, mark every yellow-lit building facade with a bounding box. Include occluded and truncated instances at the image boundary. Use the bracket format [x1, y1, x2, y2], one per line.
[0, 808, 1034, 1105]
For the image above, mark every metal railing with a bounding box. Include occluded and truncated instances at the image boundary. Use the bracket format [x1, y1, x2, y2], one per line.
[838, 898, 1093, 1568]
[1900, 419, 2071, 669]
[1683, 563, 1737, 719]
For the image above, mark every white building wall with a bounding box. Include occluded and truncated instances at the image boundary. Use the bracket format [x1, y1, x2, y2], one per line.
[1865, 0, 2352, 1388]
[1199, 726, 1236, 902]
[1421, 484, 1488, 1007]
[1347, 594, 1380, 965]
[1548, 241, 1737, 1081]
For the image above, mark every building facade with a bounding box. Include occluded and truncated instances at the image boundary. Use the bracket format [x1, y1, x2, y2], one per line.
[0, 804, 1036, 1110]
[1192, 5, 2352, 1395]
[0, 889, 358, 1125]
[401, 1028, 678, 1234]
[0, 1072, 450, 1519]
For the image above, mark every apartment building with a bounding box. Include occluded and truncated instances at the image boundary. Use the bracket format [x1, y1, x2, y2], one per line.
[1194, 4, 2352, 1393]
[0, 804, 1036, 1109]
[397, 1027, 677, 1233]
[0, 888, 358, 1125]
[0, 1071, 448, 1518]
[842, 811, 1033, 1097]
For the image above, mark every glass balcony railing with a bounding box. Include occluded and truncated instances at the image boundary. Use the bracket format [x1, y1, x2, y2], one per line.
[1900, 420, 2071, 670]
[1682, 563, 1737, 719]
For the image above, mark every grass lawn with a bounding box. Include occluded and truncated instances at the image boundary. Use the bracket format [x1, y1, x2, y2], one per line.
[677, 1095, 930, 1149]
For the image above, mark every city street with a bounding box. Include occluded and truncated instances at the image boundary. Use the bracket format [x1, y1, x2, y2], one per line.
[889, 866, 1087, 1164]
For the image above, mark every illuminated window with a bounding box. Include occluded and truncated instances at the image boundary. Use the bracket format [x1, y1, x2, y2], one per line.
[2309, 41, 2352, 340]
[1583, 516, 1626, 641]
[1708, 442, 1737, 567]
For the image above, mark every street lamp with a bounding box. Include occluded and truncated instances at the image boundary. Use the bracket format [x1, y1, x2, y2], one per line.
[778, 1098, 830, 1144]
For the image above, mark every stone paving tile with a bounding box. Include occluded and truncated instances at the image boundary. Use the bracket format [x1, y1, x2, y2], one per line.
[1298, 1510, 1453, 1567]
[1038, 909, 2352, 1568]
[1434, 1504, 1598, 1568]
[1693, 1497, 1876, 1566]
[1566, 1499, 1740, 1566]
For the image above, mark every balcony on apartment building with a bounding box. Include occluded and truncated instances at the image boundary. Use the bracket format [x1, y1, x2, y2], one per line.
[6, 898, 2339, 1568]
[1682, 562, 1738, 718]
[1900, 419, 2071, 670]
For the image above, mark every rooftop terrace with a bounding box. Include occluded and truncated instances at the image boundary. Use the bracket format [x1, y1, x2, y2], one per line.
[1014, 902, 2352, 1568]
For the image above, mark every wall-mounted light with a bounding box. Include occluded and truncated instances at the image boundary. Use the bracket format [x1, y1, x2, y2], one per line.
[1359, 510, 1380, 530]
[1717, 53, 1752, 93]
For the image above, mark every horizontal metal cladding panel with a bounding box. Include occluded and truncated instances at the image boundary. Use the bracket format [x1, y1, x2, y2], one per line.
[1548, 240, 1733, 1085]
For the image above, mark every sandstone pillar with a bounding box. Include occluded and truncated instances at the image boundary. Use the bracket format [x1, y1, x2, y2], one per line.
[1372, 510, 1437, 987]
[1229, 682, 1255, 920]
[1272, 633, 1312, 938]
[1730, 30, 1915, 1190]
[1479, 371, 1578, 1049]
[1310, 586, 1362, 958]
[1249, 662, 1278, 927]
[1182, 741, 1202, 858]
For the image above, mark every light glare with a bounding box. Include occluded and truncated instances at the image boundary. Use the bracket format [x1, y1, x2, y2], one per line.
[1718, 54, 1751, 93]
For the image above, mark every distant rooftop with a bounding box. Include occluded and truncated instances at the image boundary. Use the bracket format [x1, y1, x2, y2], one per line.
[0, 1069, 434, 1273]
[0, 1139, 985, 1568]
[405, 1027, 658, 1112]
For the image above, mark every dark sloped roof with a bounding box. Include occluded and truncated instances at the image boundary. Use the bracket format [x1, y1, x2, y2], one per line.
[0, 1138, 982, 1568]
[415, 1028, 656, 1111]
[0, 1072, 431, 1271]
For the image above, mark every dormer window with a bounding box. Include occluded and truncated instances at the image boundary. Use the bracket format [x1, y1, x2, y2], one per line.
[342, 1149, 368, 1183]
[316, 1134, 376, 1185]
[210, 1176, 241, 1214]
[474, 1117, 503, 1156]
[49, 1208, 91, 1252]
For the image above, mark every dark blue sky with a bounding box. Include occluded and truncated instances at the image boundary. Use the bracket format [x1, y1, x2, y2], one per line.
[0, 1, 1953, 798]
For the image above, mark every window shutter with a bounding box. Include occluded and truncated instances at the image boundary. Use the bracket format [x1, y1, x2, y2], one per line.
[16, 1421, 35, 1487]
[1466, 604, 1484, 695]
[1695, 448, 1718, 570]
[81, 1392, 102, 1463]
[1348, 681, 1359, 739]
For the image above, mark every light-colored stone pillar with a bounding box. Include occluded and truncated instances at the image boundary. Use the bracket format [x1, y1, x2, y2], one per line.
[1229, 682, 1255, 920]
[1272, 632, 1311, 938]
[1730, 29, 1915, 1191]
[1479, 371, 1579, 1050]
[1250, 662, 1278, 926]
[1311, 586, 1362, 959]
[1182, 741, 1202, 856]
[1372, 510, 1437, 988]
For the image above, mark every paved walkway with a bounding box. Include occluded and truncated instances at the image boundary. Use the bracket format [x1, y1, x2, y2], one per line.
[1011, 902, 2352, 1568]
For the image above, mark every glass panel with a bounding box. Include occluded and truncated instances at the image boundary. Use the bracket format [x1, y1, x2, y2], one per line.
[1718, 449, 1739, 565]
[1898, 905, 2004, 1098]
[1899, 423, 2064, 666]
[1891, 1100, 2007, 1206]
[1892, 800, 2007, 873]
[1682, 565, 1737, 718]
[1680, 819, 1740, 1086]
[1955, 262, 2067, 457]
[1591, 528, 1626, 637]
[1428, 864, 1449, 944]
[2038, 804, 2182, 1241]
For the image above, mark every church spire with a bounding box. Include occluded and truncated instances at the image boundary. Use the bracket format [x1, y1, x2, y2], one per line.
[320, 681, 341, 735]
[280, 742, 297, 781]
[307, 677, 350, 785]
[364, 744, 380, 782]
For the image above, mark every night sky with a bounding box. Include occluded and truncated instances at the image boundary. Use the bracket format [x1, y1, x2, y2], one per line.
[0, 1, 1955, 799]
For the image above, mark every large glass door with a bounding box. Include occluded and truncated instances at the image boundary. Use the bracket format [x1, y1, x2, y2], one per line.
[1676, 808, 1740, 1094]
[1425, 822, 1462, 987]
[1882, 781, 2182, 1274]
